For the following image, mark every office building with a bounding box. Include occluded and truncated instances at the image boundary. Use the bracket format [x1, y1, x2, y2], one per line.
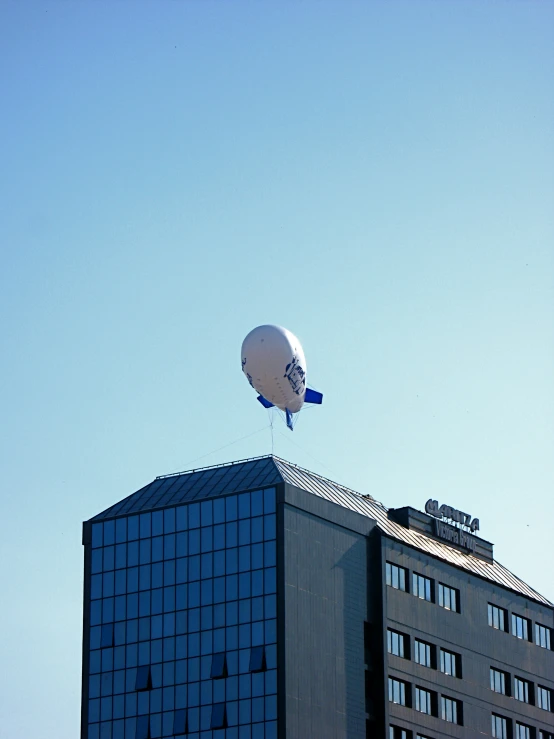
[81, 455, 553, 738]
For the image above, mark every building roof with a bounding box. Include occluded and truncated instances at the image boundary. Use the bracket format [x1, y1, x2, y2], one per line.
[90, 455, 552, 607]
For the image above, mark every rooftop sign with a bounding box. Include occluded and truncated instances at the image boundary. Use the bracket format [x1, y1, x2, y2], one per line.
[425, 499, 480, 553]
[425, 499, 480, 533]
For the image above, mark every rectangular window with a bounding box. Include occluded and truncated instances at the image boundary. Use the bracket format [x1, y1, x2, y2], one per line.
[441, 696, 461, 725]
[210, 652, 228, 679]
[388, 677, 408, 706]
[512, 613, 530, 641]
[136, 715, 150, 739]
[540, 732, 554, 739]
[387, 629, 408, 658]
[438, 583, 459, 612]
[386, 562, 407, 592]
[389, 726, 411, 739]
[515, 722, 532, 739]
[134, 665, 152, 692]
[440, 648, 461, 678]
[211, 703, 227, 730]
[514, 677, 531, 703]
[100, 623, 114, 648]
[173, 709, 188, 735]
[249, 645, 266, 672]
[537, 685, 552, 711]
[488, 603, 507, 631]
[492, 714, 509, 739]
[535, 623, 552, 650]
[490, 668, 508, 695]
[414, 639, 433, 668]
[412, 573, 433, 602]
[415, 687, 434, 715]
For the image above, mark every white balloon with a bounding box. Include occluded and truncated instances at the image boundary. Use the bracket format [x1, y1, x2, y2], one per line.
[241, 325, 307, 413]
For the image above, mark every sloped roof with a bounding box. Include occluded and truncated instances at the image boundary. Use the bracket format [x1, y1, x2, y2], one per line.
[90, 455, 552, 607]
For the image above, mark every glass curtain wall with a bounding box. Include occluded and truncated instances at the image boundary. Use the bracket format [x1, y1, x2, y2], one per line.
[85, 487, 278, 739]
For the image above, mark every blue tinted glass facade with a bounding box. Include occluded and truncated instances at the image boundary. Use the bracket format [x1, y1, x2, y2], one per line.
[84, 488, 278, 739]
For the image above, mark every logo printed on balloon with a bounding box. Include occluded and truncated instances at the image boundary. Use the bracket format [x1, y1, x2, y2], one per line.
[241, 325, 323, 431]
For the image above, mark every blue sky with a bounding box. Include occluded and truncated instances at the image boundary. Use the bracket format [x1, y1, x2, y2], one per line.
[1, 2, 553, 737]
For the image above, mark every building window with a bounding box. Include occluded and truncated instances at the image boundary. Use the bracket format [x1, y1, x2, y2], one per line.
[134, 665, 152, 692]
[415, 686, 435, 715]
[512, 613, 530, 641]
[249, 645, 267, 672]
[210, 652, 228, 679]
[412, 573, 433, 602]
[438, 583, 459, 612]
[490, 667, 508, 695]
[173, 709, 187, 736]
[387, 629, 408, 658]
[211, 703, 227, 730]
[537, 685, 552, 712]
[386, 562, 407, 592]
[535, 623, 552, 650]
[100, 623, 114, 648]
[441, 695, 462, 724]
[492, 714, 509, 739]
[440, 648, 461, 678]
[388, 677, 408, 706]
[488, 603, 507, 631]
[136, 715, 150, 739]
[389, 726, 411, 739]
[514, 676, 532, 704]
[539, 732, 554, 739]
[515, 722, 532, 739]
[413, 638, 433, 668]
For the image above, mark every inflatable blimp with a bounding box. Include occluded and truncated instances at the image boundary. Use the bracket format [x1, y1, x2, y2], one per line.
[241, 325, 323, 430]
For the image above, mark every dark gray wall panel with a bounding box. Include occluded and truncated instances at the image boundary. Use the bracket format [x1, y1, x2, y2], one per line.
[283, 503, 369, 739]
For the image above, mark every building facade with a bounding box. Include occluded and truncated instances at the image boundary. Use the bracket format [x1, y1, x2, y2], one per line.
[81, 456, 553, 739]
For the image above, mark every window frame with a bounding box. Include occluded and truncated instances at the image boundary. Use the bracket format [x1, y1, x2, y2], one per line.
[535, 623, 552, 650]
[387, 628, 408, 659]
[492, 713, 509, 739]
[389, 726, 411, 739]
[511, 613, 531, 641]
[488, 603, 508, 632]
[490, 667, 509, 696]
[514, 676, 532, 704]
[413, 638, 434, 668]
[438, 583, 459, 613]
[386, 562, 408, 592]
[412, 572, 433, 602]
[441, 695, 462, 725]
[537, 685, 552, 712]
[440, 648, 461, 678]
[415, 686, 435, 716]
[515, 721, 532, 739]
[388, 676, 409, 707]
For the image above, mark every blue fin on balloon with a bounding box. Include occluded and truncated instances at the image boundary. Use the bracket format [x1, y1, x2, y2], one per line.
[304, 388, 323, 404]
[286, 409, 294, 431]
[257, 395, 274, 409]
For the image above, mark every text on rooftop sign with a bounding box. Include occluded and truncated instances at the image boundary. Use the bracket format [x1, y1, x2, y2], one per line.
[425, 499, 480, 533]
[433, 519, 477, 553]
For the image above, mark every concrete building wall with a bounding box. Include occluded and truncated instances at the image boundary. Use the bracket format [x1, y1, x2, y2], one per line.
[280, 486, 376, 739]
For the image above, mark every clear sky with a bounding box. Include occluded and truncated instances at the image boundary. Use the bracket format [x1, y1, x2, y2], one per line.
[1, 2, 553, 737]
